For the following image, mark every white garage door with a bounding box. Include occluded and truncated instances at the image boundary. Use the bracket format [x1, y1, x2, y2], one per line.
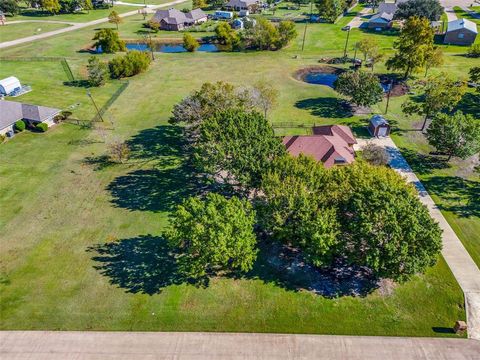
[378, 126, 388, 137]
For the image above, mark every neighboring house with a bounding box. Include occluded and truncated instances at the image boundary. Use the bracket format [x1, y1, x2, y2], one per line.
[150, 8, 207, 31]
[231, 18, 244, 30]
[283, 125, 357, 168]
[368, 115, 391, 137]
[0, 100, 60, 136]
[0, 77, 21, 96]
[444, 18, 478, 46]
[377, 0, 407, 16]
[368, 12, 394, 30]
[225, 0, 260, 12]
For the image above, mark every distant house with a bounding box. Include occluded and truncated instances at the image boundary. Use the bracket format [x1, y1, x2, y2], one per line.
[368, 12, 394, 30]
[231, 18, 244, 30]
[225, 0, 260, 12]
[377, 0, 408, 16]
[0, 77, 21, 96]
[368, 115, 391, 137]
[283, 125, 357, 168]
[150, 8, 207, 31]
[0, 100, 60, 136]
[444, 18, 478, 46]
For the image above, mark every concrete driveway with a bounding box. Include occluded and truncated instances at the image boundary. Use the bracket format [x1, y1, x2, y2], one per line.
[1, 331, 479, 359]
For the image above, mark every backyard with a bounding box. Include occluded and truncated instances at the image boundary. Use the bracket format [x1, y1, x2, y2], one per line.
[0, 3, 478, 335]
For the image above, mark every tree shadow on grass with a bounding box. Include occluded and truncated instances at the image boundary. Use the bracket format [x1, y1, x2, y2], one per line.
[295, 98, 353, 118]
[400, 148, 450, 175]
[88, 235, 185, 295]
[457, 92, 480, 118]
[422, 176, 480, 218]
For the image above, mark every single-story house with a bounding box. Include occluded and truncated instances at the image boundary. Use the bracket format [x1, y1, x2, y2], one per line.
[225, 0, 260, 12]
[368, 12, 394, 30]
[368, 115, 391, 137]
[377, 0, 407, 16]
[444, 18, 478, 46]
[150, 8, 207, 31]
[0, 100, 60, 136]
[283, 125, 357, 168]
[0, 76, 21, 96]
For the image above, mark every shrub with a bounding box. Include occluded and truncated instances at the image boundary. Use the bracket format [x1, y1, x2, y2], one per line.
[362, 142, 390, 166]
[35, 123, 48, 132]
[108, 140, 130, 163]
[14, 120, 25, 132]
[467, 44, 480, 58]
[183, 33, 200, 52]
[108, 50, 152, 79]
[0, 134, 5, 143]
[92, 28, 126, 53]
[146, 20, 160, 33]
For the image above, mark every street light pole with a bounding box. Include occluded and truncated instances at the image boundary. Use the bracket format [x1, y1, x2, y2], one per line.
[385, 79, 393, 114]
[87, 90, 104, 122]
[301, 1, 313, 52]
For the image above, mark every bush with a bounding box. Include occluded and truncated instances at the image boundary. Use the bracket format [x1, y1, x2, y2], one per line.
[467, 44, 480, 58]
[92, 28, 126, 54]
[183, 33, 200, 52]
[35, 123, 48, 132]
[108, 50, 152, 79]
[14, 120, 25, 132]
[0, 134, 5, 143]
[362, 142, 390, 166]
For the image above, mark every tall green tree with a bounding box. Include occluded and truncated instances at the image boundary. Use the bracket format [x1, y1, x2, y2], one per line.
[338, 162, 442, 281]
[258, 154, 341, 267]
[92, 28, 126, 53]
[424, 47, 443, 77]
[395, 0, 443, 21]
[315, 0, 345, 23]
[356, 37, 378, 62]
[402, 74, 467, 131]
[87, 56, 108, 87]
[108, 10, 122, 30]
[215, 22, 240, 51]
[183, 33, 200, 52]
[42, 0, 61, 14]
[250, 80, 278, 120]
[166, 193, 258, 280]
[426, 111, 480, 162]
[195, 109, 285, 190]
[334, 70, 383, 107]
[386, 16, 434, 78]
[0, 0, 20, 15]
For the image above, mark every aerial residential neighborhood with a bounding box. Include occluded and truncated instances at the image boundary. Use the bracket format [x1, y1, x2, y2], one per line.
[0, 0, 479, 358]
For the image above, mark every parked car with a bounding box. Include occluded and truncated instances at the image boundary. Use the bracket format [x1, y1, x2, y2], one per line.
[341, 25, 351, 31]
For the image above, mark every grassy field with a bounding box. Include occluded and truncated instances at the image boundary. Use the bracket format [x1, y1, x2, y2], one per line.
[453, 6, 480, 25]
[0, 23, 71, 42]
[0, 5, 478, 335]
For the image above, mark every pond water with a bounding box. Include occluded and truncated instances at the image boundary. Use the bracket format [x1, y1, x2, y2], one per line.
[126, 42, 221, 53]
[303, 72, 338, 88]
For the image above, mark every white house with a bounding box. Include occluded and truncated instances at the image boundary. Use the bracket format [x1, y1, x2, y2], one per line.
[0, 76, 21, 96]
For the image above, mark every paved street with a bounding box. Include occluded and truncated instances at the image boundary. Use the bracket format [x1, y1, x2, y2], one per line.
[355, 138, 480, 341]
[1, 331, 479, 359]
[0, 0, 188, 50]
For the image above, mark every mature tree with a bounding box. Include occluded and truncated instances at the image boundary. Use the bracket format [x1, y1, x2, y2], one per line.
[183, 33, 200, 52]
[108, 50, 151, 78]
[334, 70, 383, 107]
[249, 80, 278, 119]
[424, 47, 443, 77]
[192, 0, 207, 9]
[356, 37, 378, 62]
[315, 0, 345, 23]
[42, 0, 61, 14]
[386, 16, 434, 78]
[92, 28, 126, 53]
[395, 0, 443, 21]
[402, 74, 467, 131]
[215, 22, 240, 51]
[426, 111, 480, 162]
[469, 67, 480, 92]
[276, 20, 297, 49]
[243, 18, 296, 50]
[108, 10, 122, 30]
[368, 46, 384, 72]
[258, 154, 341, 267]
[361, 142, 390, 166]
[0, 0, 20, 15]
[87, 56, 108, 87]
[166, 193, 258, 280]
[338, 162, 442, 280]
[195, 109, 285, 190]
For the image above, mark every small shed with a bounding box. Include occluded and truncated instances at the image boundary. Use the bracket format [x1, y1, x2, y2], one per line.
[0, 77, 21, 96]
[231, 18, 244, 30]
[368, 115, 390, 137]
[444, 18, 478, 45]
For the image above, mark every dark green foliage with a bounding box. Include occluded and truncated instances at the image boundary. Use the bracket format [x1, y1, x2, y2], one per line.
[0, 0, 19, 15]
[243, 18, 297, 50]
[35, 123, 48, 132]
[426, 111, 480, 162]
[467, 44, 480, 58]
[92, 28, 126, 54]
[334, 70, 383, 107]
[470, 66, 480, 93]
[195, 109, 285, 190]
[315, 0, 345, 23]
[87, 56, 108, 87]
[395, 0, 443, 21]
[337, 162, 442, 280]
[215, 22, 240, 51]
[183, 33, 200, 52]
[14, 120, 25, 132]
[361, 143, 390, 166]
[165, 193, 258, 280]
[108, 50, 151, 79]
[258, 155, 341, 267]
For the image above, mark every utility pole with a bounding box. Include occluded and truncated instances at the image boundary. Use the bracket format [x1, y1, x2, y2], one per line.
[343, 27, 351, 58]
[384, 79, 393, 114]
[301, 1, 313, 52]
[87, 90, 104, 122]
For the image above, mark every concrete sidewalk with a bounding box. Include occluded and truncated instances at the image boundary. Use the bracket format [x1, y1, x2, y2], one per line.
[0, 0, 188, 50]
[355, 138, 480, 340]
[1, 331, 479, 359]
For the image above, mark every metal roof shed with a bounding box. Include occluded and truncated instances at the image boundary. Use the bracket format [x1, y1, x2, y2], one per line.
[368, 115, 391, 137]
[0, 76, 21, 96]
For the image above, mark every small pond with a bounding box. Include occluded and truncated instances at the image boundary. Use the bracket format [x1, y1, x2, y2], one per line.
[303, 72, 338, 88]
[127, 42, 221, 53]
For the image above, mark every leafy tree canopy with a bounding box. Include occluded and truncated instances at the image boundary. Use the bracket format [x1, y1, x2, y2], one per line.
[315, 0, 345, 23]
[92, 28, 126, 53]
[334, 70, 384, 107]
[395, 0, 444, 21]
[0, 0, 20, 15]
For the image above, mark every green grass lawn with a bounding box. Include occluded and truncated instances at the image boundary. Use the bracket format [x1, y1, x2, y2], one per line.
[0, 6, 478, 335]
[453, 6, 480, 25]
[0, 23, 71, 42]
